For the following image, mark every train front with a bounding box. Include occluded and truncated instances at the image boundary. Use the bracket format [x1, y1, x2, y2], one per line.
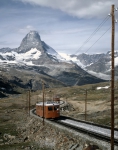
[36, 101, 60, 119]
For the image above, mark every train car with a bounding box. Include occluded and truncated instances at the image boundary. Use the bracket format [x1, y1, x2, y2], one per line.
[36, 101, 60, 119]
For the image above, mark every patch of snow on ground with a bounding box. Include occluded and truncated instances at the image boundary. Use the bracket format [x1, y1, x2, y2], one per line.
[0, 48, 42, 66]
[15, 48, 41, 61]
[0, 52, 14, 60]
[86, 70, 111, 80]
[86, 70, 118, 81]
[96, 86, 110, 90]
[59, 53, 71, 61]
[24, 48, 41, 59]
[59, 53, 85, 67]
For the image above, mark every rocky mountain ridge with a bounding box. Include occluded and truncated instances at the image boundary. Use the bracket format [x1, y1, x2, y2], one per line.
[0, 31, 106, 96]
[61, 51, 118, 79]
[70, 53, 106, 66]
[84, 51, 118, 75]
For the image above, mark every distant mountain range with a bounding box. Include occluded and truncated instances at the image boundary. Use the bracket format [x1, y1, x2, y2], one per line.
[59, 51, 118, 80]
[0, 31, 111, 96]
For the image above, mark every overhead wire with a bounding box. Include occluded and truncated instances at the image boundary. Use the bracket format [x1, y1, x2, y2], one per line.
[85, 26, 111, 53]
[84, 8, 118, 54]
[74, 15, 110, 54]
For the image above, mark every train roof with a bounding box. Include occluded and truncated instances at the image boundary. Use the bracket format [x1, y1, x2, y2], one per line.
[36, 101, 59, 106]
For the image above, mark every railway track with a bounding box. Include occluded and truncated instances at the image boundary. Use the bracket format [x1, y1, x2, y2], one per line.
[31, 109, 118, 146]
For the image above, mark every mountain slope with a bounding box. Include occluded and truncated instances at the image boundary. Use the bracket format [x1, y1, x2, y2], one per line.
[0, 31, 106, 91]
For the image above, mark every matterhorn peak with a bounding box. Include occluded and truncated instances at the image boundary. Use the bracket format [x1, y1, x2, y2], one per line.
[26, 31, 41, 40]
[17, 31, 42, 53]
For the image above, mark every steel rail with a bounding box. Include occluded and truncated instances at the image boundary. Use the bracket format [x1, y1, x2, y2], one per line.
[31, 109, 118, 146]
[59, 115, 118, 131]
[52, 118, 118, 146]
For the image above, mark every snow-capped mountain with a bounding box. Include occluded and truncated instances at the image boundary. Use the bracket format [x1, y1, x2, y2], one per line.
[59, 53, 85, 68]
[59, 51, 118, 80]
[70, 53, 106, 67]
[0, 31, 105, 91]
[0, 31, 66, 66]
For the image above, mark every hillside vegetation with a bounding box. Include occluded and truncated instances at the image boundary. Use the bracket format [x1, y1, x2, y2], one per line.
[0, 81, 118, 149]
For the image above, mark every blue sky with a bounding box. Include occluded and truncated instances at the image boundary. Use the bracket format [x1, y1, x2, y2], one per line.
[0, 0, 118, 54]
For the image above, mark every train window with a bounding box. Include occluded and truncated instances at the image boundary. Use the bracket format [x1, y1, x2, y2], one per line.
[48, 107, 53, 111]
[54, 106, 59, 111]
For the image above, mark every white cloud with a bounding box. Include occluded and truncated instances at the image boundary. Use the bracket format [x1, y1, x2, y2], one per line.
[19, 0, 118, 18]
[0, 0, 117, 54]
[18, 25, 35, 33]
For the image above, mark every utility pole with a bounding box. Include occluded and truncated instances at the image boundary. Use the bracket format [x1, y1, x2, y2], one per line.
[42, 81, 45, 126]
[85, 89, 87, 121]
[111, 4, 115, 150]
[28, 90, 30, 116]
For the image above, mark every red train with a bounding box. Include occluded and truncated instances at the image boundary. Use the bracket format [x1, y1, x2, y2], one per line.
[36, 101, 60, 119]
